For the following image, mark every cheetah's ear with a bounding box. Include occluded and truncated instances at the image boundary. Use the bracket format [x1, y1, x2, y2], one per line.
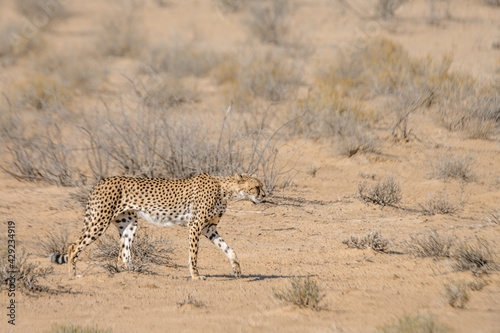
[235, 173, 242, 181]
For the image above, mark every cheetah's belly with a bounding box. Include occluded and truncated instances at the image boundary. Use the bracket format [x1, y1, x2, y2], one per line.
[137, 210, 191, 227]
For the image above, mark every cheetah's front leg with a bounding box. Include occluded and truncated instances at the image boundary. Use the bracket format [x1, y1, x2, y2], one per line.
[202, 225, 241, 278]
[188, 224, 206, 280]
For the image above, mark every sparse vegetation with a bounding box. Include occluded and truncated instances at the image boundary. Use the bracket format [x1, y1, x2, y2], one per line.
[429, 152, 475, 182]
[34, 226, 70, 258]
[418, 191, 458, 215]
[132, 74, 198, 108]
[407, 229, 453, 258]
[443, 280, 469, 308]
[177, 292, 205, 308]
[89, 230, 172, 274]
[1, 248, 53, 293]
[484, 209, 500, 224]
[452, 238, 497, 272]
[16, 74, 71, 110]
[343, 229, 390, 252]
[377, 0, 407, 20]
[46, 323, 112, 333]
[358, 176, 402, 207]
[96, 5, 146, 57]
[273, 276, 324, 310]
[213, 51, 301, 105]
[377, 314, 451, 333]
[33, 51, 106, 93]
[247, 0, 290, 45]
[142, 41, 222, 78]
[0, 115, 84, 186]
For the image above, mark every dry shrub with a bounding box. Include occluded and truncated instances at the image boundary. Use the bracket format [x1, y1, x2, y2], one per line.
[142, 41, 222, 78]
[443, 281, 469, 308]
[418, 191, 458, 215]
[342, 229, 390, 252]
[0, 114, 84, 186]
[33, 51, 106, 93]
[0, 23, 41, 65]
[273, 277, 324, 310]
[484, 209, 500, 225]
[407, 229, 453, 258]
[0, 248, 53, 293]
[484, 0, 500, 5]
[89, 230, 172, 274]
[33, 227, 70, 258]
[177, 292, 205, 308]
[428, 152, 475, 182]
[377, 314, 451, 333]
[247, 0, 290, 45]
[358, 176, 402, 207]
[377, 0, 407, 20]
[16, 73, 71, 110]
[217, 0, 246, 13]
[46, 323, 112, 333]
[452, 238, 497, 272]
[131, 74, 198, 108]
[96, 5, 147, 57]
[213, 52, 301, 105]
[16, 0, 69, 21]
[437, 79, 499, 139]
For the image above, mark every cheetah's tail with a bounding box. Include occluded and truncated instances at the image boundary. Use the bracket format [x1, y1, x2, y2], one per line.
[49, 253, 68, 264]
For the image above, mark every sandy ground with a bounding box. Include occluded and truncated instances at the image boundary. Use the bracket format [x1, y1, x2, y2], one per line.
[1, 0, 499, 332]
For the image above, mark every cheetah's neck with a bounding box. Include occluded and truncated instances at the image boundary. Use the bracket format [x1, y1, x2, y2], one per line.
[217, 176, 241, 201]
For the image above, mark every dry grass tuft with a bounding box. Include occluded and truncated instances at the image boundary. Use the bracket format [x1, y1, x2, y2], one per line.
[247, 0, 290, 45]
[213, 52, 301, 105]
[0, 115, 84, 186]
[273, 276, 324, 310]
[377, 314, 451, 333]
[46, 323, 112, 333]
[89, 230, 172, 274]
[33, 227, 70, 258]
[418, 191, 458, 215]
[407, 229, 453, 258]
[0, 248, 53, 293]
[96, 5, 147, 57]
[16, 74, 71, 110]
[452, 238, 497, 272]
[484, 209, 500, 225]
[142, 41, 222, 78]
[343, 229, 390, 252]
[428, 152, 475, 183]
[177, 292, 206, 308]
[443, 280, 469, 308]
[358, 176, 402, 207]
[33, 51, 106, 93]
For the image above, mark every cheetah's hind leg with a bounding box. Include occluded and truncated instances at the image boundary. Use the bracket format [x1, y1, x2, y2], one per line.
[112, 211, 138, 269]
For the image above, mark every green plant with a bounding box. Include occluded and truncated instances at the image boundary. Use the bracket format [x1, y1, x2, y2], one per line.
[273, 277, 324, 310]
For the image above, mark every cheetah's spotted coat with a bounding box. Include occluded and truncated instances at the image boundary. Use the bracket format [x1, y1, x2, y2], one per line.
[51, 173, 265, 280]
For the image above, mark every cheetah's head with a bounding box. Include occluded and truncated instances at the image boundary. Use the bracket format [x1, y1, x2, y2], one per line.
[233, 174, 266, 204]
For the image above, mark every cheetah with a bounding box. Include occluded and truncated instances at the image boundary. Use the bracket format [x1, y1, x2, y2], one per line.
[50, 173, 265, 280]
